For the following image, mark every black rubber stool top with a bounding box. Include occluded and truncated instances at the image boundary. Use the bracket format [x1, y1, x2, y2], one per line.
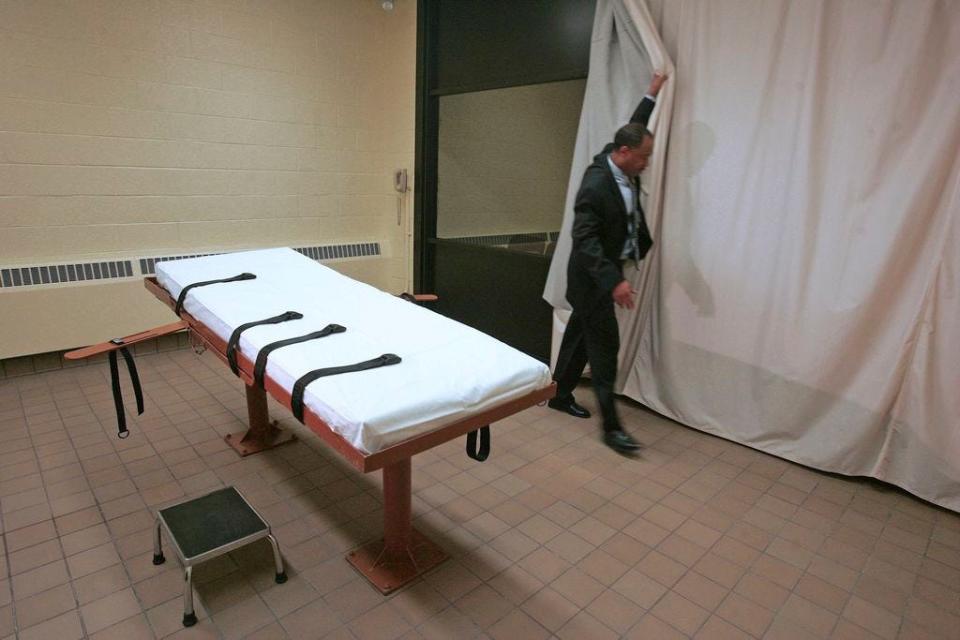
[159, 487, 267, 561]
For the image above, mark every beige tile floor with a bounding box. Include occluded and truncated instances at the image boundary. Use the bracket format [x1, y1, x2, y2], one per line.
[0, 348, 958, 640]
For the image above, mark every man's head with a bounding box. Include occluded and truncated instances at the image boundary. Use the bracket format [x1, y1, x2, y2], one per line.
[610, 124, 654, 178]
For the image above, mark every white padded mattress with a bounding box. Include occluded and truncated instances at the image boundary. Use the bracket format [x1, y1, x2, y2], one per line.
[156, 248, 552, 454]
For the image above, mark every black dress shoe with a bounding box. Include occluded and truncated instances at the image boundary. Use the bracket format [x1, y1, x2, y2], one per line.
[603, 429, 644, 453]
[547, 397, 591, 419]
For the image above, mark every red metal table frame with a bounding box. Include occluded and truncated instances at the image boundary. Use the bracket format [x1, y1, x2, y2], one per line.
[144, 277, 555, 593]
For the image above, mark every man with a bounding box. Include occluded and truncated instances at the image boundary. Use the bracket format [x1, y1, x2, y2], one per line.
[549, 72, 666, 453]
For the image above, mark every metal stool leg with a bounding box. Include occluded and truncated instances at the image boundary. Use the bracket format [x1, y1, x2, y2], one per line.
[153, 518, 165, 565]
[182, 566, 197, 627]
[266, 534, 287, 584]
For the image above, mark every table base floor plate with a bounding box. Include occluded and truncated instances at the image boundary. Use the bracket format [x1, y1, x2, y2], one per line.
[346, 528, 448, 595]
[225, 423, 295, 457]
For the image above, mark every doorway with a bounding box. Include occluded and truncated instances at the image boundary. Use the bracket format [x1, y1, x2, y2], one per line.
[415, 0, 596, 361]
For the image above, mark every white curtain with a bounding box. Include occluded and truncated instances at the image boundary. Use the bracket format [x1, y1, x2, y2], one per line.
[543, 0, 675, 363]
[546, 0, 960, 512]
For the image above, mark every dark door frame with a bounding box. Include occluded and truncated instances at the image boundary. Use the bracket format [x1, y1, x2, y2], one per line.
[413, 0, 437, 294]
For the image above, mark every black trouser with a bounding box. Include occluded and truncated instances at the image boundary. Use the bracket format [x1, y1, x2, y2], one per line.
[553, 300, 621, 432]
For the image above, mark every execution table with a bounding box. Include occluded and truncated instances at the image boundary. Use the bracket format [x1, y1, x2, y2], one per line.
[132, 248, 555, 594]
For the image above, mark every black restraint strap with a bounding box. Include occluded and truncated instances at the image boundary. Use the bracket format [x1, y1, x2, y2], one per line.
[226, 311, 303, 375]
[290, 354, 402, 422]
[107, 343, 144, 439]
[253, 324, 346, 388]
[174, 272, 256, 316]
[466, 426, 491, 462]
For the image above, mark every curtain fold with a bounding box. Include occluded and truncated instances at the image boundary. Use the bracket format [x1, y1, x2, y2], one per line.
[543, 0, 675, 366]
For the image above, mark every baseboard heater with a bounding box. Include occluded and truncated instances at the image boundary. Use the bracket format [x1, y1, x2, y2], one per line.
[0, 242, 382, 290]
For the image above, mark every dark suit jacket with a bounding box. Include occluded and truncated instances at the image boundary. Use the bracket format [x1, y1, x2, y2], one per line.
[566, 97, 655, 310]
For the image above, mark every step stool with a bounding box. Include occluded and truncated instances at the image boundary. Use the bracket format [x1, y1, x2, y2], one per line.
[152, 486, 287, 627]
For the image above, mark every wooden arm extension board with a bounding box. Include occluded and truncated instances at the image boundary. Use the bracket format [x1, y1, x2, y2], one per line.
[64, 321, 188, 361]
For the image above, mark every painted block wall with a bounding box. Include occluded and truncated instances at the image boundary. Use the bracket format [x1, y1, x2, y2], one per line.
[0, 0, 415, 358]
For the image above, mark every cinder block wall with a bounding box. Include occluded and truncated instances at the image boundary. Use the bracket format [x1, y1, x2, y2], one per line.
[0, 0, 415, 359]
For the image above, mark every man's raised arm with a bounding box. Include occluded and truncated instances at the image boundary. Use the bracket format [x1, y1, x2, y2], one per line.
[629, 72, 667, 127]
